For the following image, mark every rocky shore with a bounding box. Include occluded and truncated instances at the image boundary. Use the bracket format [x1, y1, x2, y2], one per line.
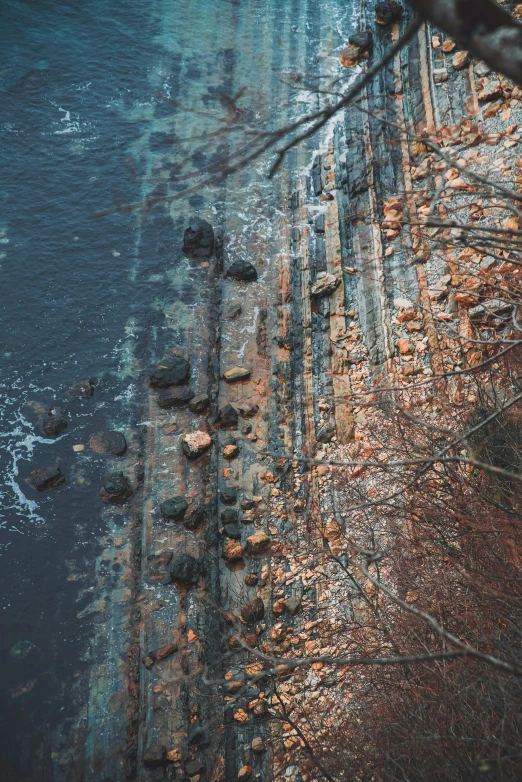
[70, 3, 522, 780]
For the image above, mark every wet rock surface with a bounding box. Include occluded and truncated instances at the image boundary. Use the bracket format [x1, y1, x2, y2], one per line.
[89, 430, 127, 455]
[160, 496, 188, 521]
[41, 415, 68, 438]
[28, 465, 64, 491]
[98, 471, 132, 503]
[66, 378, 94, 398]
[150, 355, 190, 388]
[157, 386, 195, 408]
[182, 216, 215, 258]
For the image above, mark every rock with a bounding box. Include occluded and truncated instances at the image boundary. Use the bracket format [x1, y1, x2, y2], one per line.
[398, 338, 411, 355]
[221, 508, 239, 523]
[186, 759, 205, 776]
[188, 725, 209, 747]
[157, 387, 195, 408]
[223, 366, 251, 382]
[161, 496, 188, 521]
[143, 745, 167, 767]
[217, 404, 239, 428]
[99, 471, 132, 503]
[89, 431, 127, 455]
[66, 379, 94, 399]
[28, 465, 64, 492]
[223, 540, 244, 562]
[253, 699, 269, 717]
[170, 554, 201, 585]
[238, 766, 252, 780]
[142, 642, 178, 668]
[241, 510, 256, 524]
[284, 596, 302, 615]
[9, 641, 34, 659]
[241, 597, 265, 624]
[220, 486, 238, 505]
[41, 415, 68, 438]
[375, 0, 404, 25]
[252, 737, 266, 753]
[245, 573, 259, 586]
[147, 550, 173, 574]
[238, 401, 259, 418]
[478, 79, 503, 102]
[226, 260, 257, 282]
[223, 523, 241, 539]
[150, 355, 190, 388]
[452, 50, 470, 70]
[245, 531, 271, 555]
[433, 68, 448, 83]
[181, 431, 212, 459]
[223, 444, 239, 460]
[317, 422, 336, 443]
[469, 299, 512, 321]
[474, 61, 491, 77]
[349, 30, 372, 53]
[310, 273, 340, 298]
[184, 503, 206, 530]
[182, 216, 215, 258]
[339, 30, 372, 67]
[188, 393, 209, 414]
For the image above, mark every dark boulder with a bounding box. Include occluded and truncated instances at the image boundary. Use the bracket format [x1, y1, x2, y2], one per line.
[148, 550, 173, 575]
[41, 415, 68, 438]
[223, 523, 241, 539]
[89, 431, 127, 456]
[188, 725, 209, 747]
[143, 745, 167, 768]
[241, 597, 265, 624]
[221, 508, 238, 524]
[28, 465, 64, 492]
[150, 355, 190, 388]
[220, 486, 238, 505]
[66, 379, 94, 399]
[183, 217, 214, 258]
[375, 0, 404, 25]
[226, 260, 257, 282]
[157, 386, 194, 408]
[349, 30, 373, 52]
[245, 573, 259, 587]
[170, 553, 201, 585]
[160, 496, 188, 521]
[99, 471, 132, 503]
[184, 503, 206, 530]
[188, 393, 210, 414]
[217, 404, 238, 429]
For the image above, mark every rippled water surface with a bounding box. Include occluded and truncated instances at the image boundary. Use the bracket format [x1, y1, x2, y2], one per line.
[0, 0, 356, 777]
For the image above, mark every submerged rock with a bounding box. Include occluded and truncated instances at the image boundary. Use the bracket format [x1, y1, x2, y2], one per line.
[375, 0, 404, 25]
[89, 431, 127, 456]
[150, 355, 190, 388]
[170, 553, 201, 585]
[183, 217, 215, 258]
[41, 415, 68, 438]
[161, 496, 188, 521]
[217, 404, 239, 429]
[189, 393, 210, 414]
[241, 597, 265, 624]
[226, 259, 258, 282]
[181, 430, 212, 459]
[66, 379, 94, 399]
[28, 465, 64, 492]
[157, 386, 194, 408]
[99, 471, 132, 503]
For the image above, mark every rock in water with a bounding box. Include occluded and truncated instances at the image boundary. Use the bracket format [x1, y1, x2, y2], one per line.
[217, 404, 239, 428]
[183, 217, 214, 258]
[28, 465, 65, 492]
[41, 415, 68, 438]
[99, 471, 132, 503]
[310, 273, 341, 297]
[150, 355, 190, 388]
[375, 0, 404, 25]
[89, 431, 127, 455]
[66, 379, 94, 398]
[188, 393, 209, 413]
[161, 496, 188, 521]
[223, 366, 251, 382]
[339, 31, 372, 67]
[226, 260, 257, 282]
[181, 430, 212, 459]
[223, 523, 241, 539]
[157, 386, 194, 408]
[349, 30, 373, 53]
[170, 554, 201, 585]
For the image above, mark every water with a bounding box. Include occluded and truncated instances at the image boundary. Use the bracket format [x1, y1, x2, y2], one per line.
[0, 0, 357, 777]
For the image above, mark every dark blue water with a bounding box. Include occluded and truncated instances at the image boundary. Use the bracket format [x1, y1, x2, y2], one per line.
[0, 0, 356, 777]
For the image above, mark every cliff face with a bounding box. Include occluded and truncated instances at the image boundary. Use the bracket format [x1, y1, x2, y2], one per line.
[78, 5, 522, 782]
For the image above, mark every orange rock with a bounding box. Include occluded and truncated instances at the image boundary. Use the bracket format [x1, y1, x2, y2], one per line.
[234, 709, 249, 724]
[223, 540, 244, 562]
[398, 338, 411, 355]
